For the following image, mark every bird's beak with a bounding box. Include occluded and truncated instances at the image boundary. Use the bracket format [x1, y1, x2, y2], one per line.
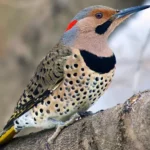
[111, 5, 150, 20]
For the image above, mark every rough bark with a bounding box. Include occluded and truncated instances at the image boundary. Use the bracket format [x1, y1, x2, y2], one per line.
[1, 90, 150, 150]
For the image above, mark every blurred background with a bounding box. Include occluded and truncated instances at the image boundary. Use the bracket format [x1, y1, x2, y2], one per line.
[0, 0, 150, 135]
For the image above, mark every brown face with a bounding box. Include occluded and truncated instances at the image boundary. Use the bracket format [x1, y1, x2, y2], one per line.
[88, 8, 117, 25]
[76, 8, 129, 36]
[77, 8, 116, 32]
[62, 5, 150, 57]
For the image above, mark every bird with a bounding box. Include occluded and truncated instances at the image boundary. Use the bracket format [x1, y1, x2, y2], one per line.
[0, 5, 150, 145]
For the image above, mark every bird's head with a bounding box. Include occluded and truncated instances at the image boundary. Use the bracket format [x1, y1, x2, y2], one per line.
[61, 5, 150, 57]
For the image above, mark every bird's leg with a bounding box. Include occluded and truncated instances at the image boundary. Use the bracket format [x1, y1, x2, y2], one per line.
[47, 113, 80, 144]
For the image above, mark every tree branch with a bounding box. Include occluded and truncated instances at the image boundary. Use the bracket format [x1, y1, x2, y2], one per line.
[1, 90, 150, 150]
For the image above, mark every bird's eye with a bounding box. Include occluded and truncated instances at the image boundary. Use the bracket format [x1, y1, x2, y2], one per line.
[95, 12, 103, 19]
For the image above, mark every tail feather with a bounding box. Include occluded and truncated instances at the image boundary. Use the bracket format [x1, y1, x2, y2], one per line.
[0, 126, 17, 145]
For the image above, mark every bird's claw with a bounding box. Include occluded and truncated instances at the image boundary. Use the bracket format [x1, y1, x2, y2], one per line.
[78, 111, 93, 118]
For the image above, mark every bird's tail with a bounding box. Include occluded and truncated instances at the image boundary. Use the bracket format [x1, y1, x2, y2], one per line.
[0, 125, 18, 145]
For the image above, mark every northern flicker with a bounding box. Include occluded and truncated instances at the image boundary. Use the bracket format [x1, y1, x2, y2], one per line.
[0, 5, 150, 145]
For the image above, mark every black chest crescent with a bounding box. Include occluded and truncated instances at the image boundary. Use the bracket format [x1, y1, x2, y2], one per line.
[80, 50, 116, 74]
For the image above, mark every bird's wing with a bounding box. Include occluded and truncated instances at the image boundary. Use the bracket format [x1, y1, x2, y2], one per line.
[4, 44, 72, 130]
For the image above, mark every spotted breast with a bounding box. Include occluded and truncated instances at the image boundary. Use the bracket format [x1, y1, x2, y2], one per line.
[29, 48, 116, 127]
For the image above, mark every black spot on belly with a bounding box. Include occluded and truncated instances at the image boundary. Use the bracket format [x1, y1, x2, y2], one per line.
[80, 50, 116, 74]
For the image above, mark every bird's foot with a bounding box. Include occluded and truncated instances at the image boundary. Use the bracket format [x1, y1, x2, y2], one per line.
[78, 111, 93, 118]
[47, 124, 64, 144]
[47, 113, 80, 144]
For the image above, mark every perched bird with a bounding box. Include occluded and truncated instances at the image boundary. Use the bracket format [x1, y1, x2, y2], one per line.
[0, 5, 150, 145]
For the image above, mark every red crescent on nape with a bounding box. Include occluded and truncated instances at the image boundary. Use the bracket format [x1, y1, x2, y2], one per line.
[65, 20, 78, 31]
